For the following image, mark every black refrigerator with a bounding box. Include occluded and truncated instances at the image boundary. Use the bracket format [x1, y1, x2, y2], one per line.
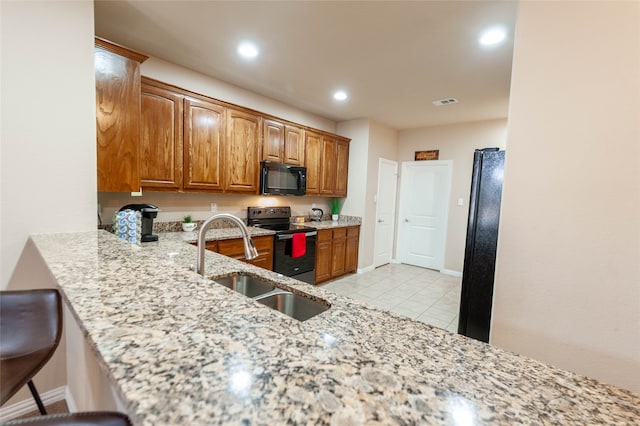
[458, 148, 505, 343]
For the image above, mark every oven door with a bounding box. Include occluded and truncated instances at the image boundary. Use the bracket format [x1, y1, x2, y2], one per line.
[273, 231, 316, 281]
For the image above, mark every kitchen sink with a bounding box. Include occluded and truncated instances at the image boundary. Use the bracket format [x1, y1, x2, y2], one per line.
[255, 290, 329, 322]
[214, 273, 275, 298]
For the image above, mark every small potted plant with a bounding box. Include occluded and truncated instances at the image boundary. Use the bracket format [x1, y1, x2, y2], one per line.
[182, 215, 197, 232]
[330, 198, 341, 222]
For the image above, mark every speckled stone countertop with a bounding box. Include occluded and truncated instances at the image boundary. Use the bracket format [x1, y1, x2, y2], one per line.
[29, 231, 639, 425]
[301, 216, 362, 229]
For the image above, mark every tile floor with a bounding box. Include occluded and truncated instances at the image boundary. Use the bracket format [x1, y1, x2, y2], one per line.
[322, 263, 461, 333]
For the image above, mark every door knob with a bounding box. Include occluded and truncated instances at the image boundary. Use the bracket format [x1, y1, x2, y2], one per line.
[404, 219, 409, 223]
[377, 219, 383, 223]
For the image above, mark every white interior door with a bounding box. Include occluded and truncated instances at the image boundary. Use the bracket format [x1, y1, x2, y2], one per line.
[373, 158, 398, 267]
[397, 160, 452, 270]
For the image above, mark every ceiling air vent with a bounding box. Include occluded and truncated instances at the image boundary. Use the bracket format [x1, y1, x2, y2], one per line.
[432, 98, 459, 106]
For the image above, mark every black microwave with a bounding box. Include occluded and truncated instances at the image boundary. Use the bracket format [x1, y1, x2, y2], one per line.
[260, 161, 306, 196]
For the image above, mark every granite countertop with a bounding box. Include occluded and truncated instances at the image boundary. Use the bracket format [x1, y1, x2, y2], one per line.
[29, 231, 639, 425]
[165, 226, 276, 244]
[301, 216, 362, 229]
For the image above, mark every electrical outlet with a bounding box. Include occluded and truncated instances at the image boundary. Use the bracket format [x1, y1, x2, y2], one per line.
[210, 203, 217, 212]
[312, 203, 316, 208]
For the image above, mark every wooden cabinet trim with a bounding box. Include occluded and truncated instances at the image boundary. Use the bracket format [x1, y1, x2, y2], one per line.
[95, 37, 148, 63]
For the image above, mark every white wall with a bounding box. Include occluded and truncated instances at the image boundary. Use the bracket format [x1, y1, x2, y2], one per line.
[492, 1, 640, 392]
[0, 0, 96, 404]
[337, 119, 398, 270]
[398, 119, 508, 272]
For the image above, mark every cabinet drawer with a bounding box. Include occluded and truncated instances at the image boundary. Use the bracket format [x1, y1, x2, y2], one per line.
[317, 229, 333, 243]
[217, 235, 272, 258]
[332, 228, 347, 240]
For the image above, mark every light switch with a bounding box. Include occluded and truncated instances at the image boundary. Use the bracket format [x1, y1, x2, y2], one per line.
[457, 198, 464, 206]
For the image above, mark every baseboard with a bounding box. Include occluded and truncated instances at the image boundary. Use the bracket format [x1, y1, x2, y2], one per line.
[391, 258, 401, 264]
[65, 386, 77, 413]
[357, 264, 375, 274]
[441, 269, 462, 277]
[0, 386, 67, 422]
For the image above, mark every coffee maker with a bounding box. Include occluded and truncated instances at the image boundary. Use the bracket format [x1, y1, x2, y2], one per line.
[119, 204, 160, 242]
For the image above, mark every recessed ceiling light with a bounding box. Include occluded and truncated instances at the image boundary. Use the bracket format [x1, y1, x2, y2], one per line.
[237, 41, 259, 59]
[333, 90, 348, 101]
[478, 26, 507, 47]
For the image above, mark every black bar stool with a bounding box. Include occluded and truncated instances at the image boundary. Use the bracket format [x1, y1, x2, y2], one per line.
[2, 412, 132, 425]
[0, 290, 132, 425]
[1, 289, 62, 414]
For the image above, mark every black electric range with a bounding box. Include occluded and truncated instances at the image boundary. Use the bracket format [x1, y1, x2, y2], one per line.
[247, 206, 317, 284]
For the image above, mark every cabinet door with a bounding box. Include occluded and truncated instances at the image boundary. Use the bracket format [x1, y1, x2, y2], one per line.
[225, 108, 261, 192]
[320, 137, 337, 195]
[95, 40, 146, 192]
[284, 125, 304, 165]
[304, 131, 322, 195]
[183, 97, 225, 191]
[345, 226, 360, 273]
[330, 228, 347, 277]
[314, 229, 333, 284]
[217, 235, 273, 270]
[140, 80, 183, 189]
[262, 119, 284, 163]
[334, 139, 349, 197]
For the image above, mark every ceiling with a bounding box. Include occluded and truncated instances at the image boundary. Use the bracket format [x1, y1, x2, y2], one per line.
[94, 1, 518, 130]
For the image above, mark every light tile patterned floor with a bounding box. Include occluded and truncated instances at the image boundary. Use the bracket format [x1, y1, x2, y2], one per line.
[322, 263, 461, 333]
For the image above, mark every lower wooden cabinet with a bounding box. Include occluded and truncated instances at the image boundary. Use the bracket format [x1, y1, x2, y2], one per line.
[315, 226, 359, 284]
[205, 235, 273, 270]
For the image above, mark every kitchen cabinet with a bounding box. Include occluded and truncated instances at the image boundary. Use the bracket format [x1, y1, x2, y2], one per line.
[314, 229, 333, 283]
[95, 38, 147, 192]
[330, 228, 347, 276]
[183, 96, 225, 191]
[262, 120, 304, 166]
[320, 137, 337, 195]
[225, 108, 261, 192]
[305, 132, 350, 197]
[140, 79, 183, 189]
[284, 125, 304, 165]
[345, 226, 359, 273]
[262, 119, 284, 163]
[334, 139, 350, 197]
[209, 235, 274, 270]
[304, 131, 322, 195]
[315, 225, 360, 284]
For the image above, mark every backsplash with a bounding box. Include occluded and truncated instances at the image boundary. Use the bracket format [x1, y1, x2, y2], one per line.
[98, 191, 334, 226]
[100, 214, 361, 234]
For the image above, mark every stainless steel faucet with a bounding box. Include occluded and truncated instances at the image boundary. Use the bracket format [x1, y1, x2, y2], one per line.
[197, 213, 259, 276]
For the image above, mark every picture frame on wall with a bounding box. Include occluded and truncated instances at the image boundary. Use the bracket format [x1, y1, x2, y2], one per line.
[415, 150, 439, 161]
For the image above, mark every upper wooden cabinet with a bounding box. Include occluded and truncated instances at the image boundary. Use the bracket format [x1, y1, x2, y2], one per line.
[320, 136, 338, 195]
[304, 131, 322, 195]
[95, 38, 147, 192]
[334, 139, 350, 197]
[225, 108, 260, 192]
[262, 119, 284, 163]
[261, 120, 304, 166]
[140, 79, 183, 189]
[183, 97, 225, 191]
[284, 125, 304, 165]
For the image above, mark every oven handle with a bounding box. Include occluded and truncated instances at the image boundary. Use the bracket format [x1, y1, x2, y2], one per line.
[276, 231, 317, 240]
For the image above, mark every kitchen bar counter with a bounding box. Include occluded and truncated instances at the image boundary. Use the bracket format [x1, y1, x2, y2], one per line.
[29, 231, 639, 425]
